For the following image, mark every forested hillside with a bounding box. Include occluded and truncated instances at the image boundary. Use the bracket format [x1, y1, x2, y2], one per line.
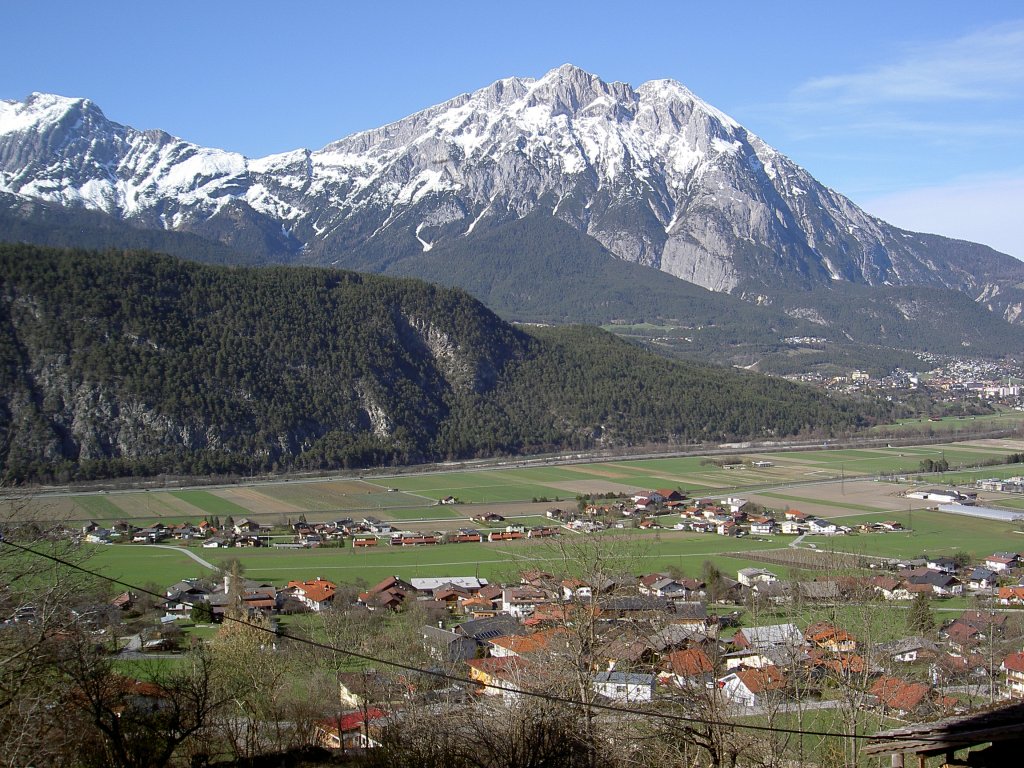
[0, 245, 891, 483]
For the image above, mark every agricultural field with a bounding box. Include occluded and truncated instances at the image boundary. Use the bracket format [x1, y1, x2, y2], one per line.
[84, 528, 791, 589]
[794, 508, 1024, 562]
[11, 435, 1024, 529]
[12, 433, 1024, 597]
[80, 500, 1024, 593]
[869, 410, 1024, 436]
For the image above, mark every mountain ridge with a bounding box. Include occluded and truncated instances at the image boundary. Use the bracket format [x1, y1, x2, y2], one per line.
[2, 66, 1024, 326]
[0, 244, 883, 482]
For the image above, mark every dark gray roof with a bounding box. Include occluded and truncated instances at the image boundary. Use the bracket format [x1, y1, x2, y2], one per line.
[594, 671, 655, 686]
[454, 614, 525, 642]
[672, 602, 708, 620]
[599, 595, 668, 612]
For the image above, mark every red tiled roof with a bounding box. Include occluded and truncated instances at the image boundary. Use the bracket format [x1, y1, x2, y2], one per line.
[870, 676, 930, 712]
[1003, 651, 1024, 673]
[367, 576, 405, 594]
[809, 627, 856, 645]
[734, 665, 786, 694]
[960, 610, 1007, 629]
[490, 634, 547, 656]
[666, 648, 714, 677]
[320, 707, 387, 733]
[945, 621, 980, 646]
[871, 576, 901, 592]
[807, 649, 866, 674]
[288, 578, 336, 603]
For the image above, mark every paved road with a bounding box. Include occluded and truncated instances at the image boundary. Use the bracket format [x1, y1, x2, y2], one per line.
[733, 698, 846, 716]
[149, 544, 215, 570]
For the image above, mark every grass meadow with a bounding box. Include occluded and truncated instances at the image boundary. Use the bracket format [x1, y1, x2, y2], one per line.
[13, 432, 1024, 595]
[80, 502, 1023, 592]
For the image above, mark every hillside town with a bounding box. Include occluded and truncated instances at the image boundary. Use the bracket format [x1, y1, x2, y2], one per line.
[73, 488, 1024, 763]
[786, 356, 1024, 408]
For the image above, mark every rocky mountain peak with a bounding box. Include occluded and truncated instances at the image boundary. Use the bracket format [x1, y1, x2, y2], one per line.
[2, 68, 1023, 321]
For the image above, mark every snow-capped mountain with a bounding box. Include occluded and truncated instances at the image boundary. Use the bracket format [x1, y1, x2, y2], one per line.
[2, 65, 1022, 310]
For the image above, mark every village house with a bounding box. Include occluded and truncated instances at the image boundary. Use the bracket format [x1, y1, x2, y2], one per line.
[358, 575, 415, 611]
[986, 553, 1020, 572]
[797, 581, 843, 603]
[805, 621, 857, 653]
[361, 517, 393, 534]
[286, 577, 337, 612]
[455, 614, 528, 652]
[930, 651, 988, 687]
[968, 567, 1000, 591]
[779, 519, 803, 535]
[595, 636, 657, 670]
[132, 524, 171, 543]
[733, 623, 804, 651]
[1001, 651, 1024, 698]
[592, 671, 655, 703]
[420, 625, 477, 662]
[926, 556, 959, 574]
[751, 581, 792, 606]
[806, 518, 839, 535]
[870, 576, 903, 600]
[748, 517, 777, 535]
[737, 568, 778, 587]
[316, 708, 387, 750]
[85, 527, 112, 544]
[661, 647, 715, 689]
[716, 519, 738, 537]
[721, 497, 748, 514]
[560, 579, 592, 601]
[646, 622, 709, 655]
[717, 666, 787, 707]
[467, 657, 528, 701]
[878, 637, 939, 664]
[868, 676, 933, 716]
[639, 574, 694, 599]
[232, 518, 262, 535]
[907, 570, 963, 597]
[501, 586, 552, 619]
[487, 628, 570, 659]
[999, 585, 1024, 605]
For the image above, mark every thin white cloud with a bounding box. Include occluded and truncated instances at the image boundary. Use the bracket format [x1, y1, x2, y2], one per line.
[795, 21, 1024, 105]
[860, 173, 1024, 261]
[782, 116, 1024, 144]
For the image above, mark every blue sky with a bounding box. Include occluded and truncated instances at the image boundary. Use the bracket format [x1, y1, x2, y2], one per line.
[3, 1, 1023, 258]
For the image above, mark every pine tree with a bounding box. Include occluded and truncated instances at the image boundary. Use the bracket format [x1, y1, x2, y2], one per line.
[908, 591, 935, 635]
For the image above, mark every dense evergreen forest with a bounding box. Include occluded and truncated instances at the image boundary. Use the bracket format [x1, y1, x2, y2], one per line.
[0, 245, 894, 483]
